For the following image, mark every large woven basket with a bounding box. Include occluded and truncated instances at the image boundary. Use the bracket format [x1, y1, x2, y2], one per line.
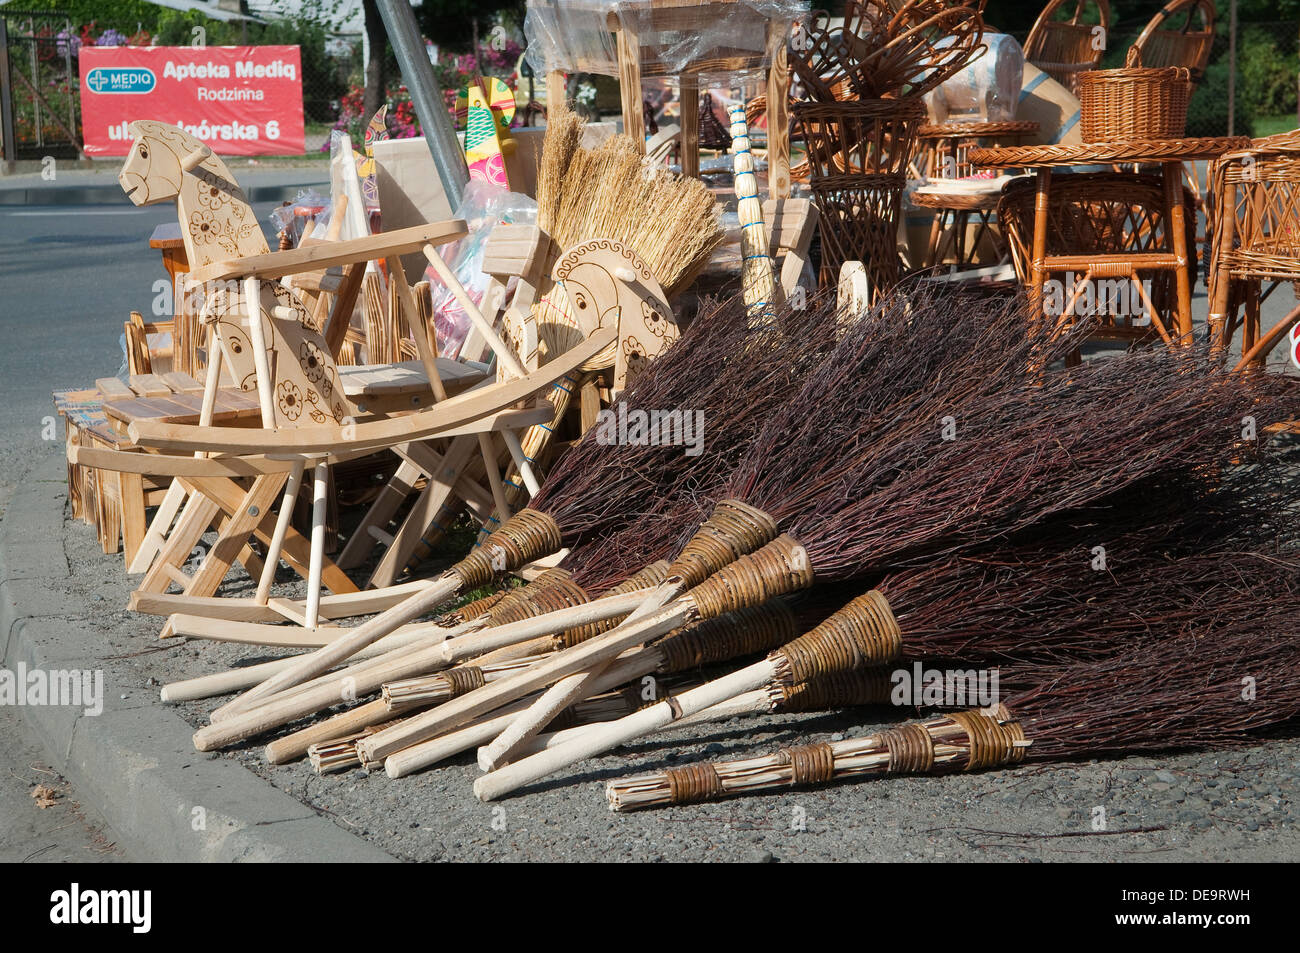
[792, 98, 927, 180]
[1077, 47, 1191, 143]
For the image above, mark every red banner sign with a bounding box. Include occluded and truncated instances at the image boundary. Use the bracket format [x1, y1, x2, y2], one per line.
[79, 46, 305, 156]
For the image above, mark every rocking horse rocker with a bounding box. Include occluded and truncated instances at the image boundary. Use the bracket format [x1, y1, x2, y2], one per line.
[80, 121, 672, 633]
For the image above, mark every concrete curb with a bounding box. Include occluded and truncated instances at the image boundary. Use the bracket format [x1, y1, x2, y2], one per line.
[0, 182, 327, 207]
[0, 456, 396, 862]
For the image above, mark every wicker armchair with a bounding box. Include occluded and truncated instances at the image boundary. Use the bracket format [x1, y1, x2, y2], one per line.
[1133, 0, 1215, 84]
[1207, 132, 1300, 371]
[1023, 0, 1111, 93]
[999, 171, 1197, 347]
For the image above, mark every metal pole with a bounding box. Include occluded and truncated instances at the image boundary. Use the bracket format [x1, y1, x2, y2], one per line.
[374, 0, 469, 208]
[1227, 0, 1236, 136]
[0, 17, 17, 173]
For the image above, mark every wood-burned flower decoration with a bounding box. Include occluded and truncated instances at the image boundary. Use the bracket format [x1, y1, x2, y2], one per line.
[301, 341, 326, 384]
[189, 209, 217, 244]
[641, 298, 671, 339]
[277, 380, 304, 422]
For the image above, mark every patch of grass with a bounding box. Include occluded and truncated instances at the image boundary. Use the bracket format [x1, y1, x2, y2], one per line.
[1253, 113, 1298, 138]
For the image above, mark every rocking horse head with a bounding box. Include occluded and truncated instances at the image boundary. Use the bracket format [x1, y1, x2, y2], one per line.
[119, 121, 264, 262]
[119, 120, 221, 206]
[552, 238, 677, 391]
[553, 238, 672, 338]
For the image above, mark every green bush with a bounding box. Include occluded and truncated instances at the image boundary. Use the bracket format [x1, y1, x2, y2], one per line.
[1236, 25, 1298, 119]
[1186, 60, 1257, 137]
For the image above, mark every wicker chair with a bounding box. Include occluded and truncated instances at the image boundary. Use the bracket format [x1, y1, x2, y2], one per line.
[1133, 0, 1215, 84]
[1207, 132, 1300, 372]
[1023, 0, 1111, 93]
[999, 171, 1197, 349]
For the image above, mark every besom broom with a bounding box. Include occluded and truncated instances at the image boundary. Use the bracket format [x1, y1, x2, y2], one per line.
[606, 593, 1300, 810]
[467, 336, 1296, 798]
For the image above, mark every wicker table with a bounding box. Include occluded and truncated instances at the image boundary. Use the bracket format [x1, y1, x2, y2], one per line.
[913, 120, 1039, 268]
[970, 136, 1250, 342]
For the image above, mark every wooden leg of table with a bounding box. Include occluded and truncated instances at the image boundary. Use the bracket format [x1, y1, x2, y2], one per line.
[925, 211, 944, 269]
[184, 473, 290, 598]
[547, 70, 566, 115]
[766, 20, 791, 201]
[255, 459, 306, 603]
[137, 492, 220, 594]
[336, 457, 422, 570]
[1233, 300, 1300, 373]
[1164, 160, 1193, 344]
[368, 434, 477, 588]
[617, 26, 644, 150]
[305, 460, 329, 629]
[679, 73, 699, 179]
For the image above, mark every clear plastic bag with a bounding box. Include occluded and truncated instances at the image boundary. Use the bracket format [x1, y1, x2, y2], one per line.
[268, 188, 331, 247]
[925, 32, 1025, 124]
[426, 181, 538, 361]
[524, 0, 807, 79]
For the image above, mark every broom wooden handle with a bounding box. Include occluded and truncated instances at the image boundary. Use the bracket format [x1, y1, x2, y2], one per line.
[384, 645, 668, 778]
[473, 657, 779, 801]
[206, 586, 653, 740]
[357, 600, 694, 764]
[486, 688, 770, 765]
[477, 580, 682, 770]
[218, 573, 463, 717]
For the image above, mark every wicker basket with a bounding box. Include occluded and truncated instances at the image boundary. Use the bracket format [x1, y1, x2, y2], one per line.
[1077, 46, 1191, 143]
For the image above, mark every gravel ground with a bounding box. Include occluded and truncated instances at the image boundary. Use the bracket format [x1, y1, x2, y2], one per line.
[55, 509, 1300, 863]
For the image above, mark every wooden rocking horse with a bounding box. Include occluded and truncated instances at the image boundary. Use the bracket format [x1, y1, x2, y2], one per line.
[83, 121, 603, 629]
[84, 121, 670, 633]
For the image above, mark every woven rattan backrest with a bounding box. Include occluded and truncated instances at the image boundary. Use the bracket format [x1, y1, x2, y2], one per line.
[1023, 0, 1110, 90]
[1133, 0, 1215, 82]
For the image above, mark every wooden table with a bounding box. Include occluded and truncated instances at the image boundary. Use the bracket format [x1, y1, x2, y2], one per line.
[970, 136, 1250, 342]
[550, 0, 793, 197]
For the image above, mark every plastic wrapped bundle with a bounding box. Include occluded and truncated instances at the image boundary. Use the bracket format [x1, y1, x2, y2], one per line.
[523, 0, 808, 79]
[925, 32, 1024, 123]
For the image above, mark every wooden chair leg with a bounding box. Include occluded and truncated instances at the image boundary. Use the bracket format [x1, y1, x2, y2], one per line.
[368, 435, 477, 588]
[183, 474, 290, 597]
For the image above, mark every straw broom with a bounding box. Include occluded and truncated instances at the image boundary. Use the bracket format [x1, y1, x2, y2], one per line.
[607, 596, 1300, 810]
[468, 336, 1296, 797]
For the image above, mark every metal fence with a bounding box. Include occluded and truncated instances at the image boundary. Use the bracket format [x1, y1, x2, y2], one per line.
[0, 10, 84, 160]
